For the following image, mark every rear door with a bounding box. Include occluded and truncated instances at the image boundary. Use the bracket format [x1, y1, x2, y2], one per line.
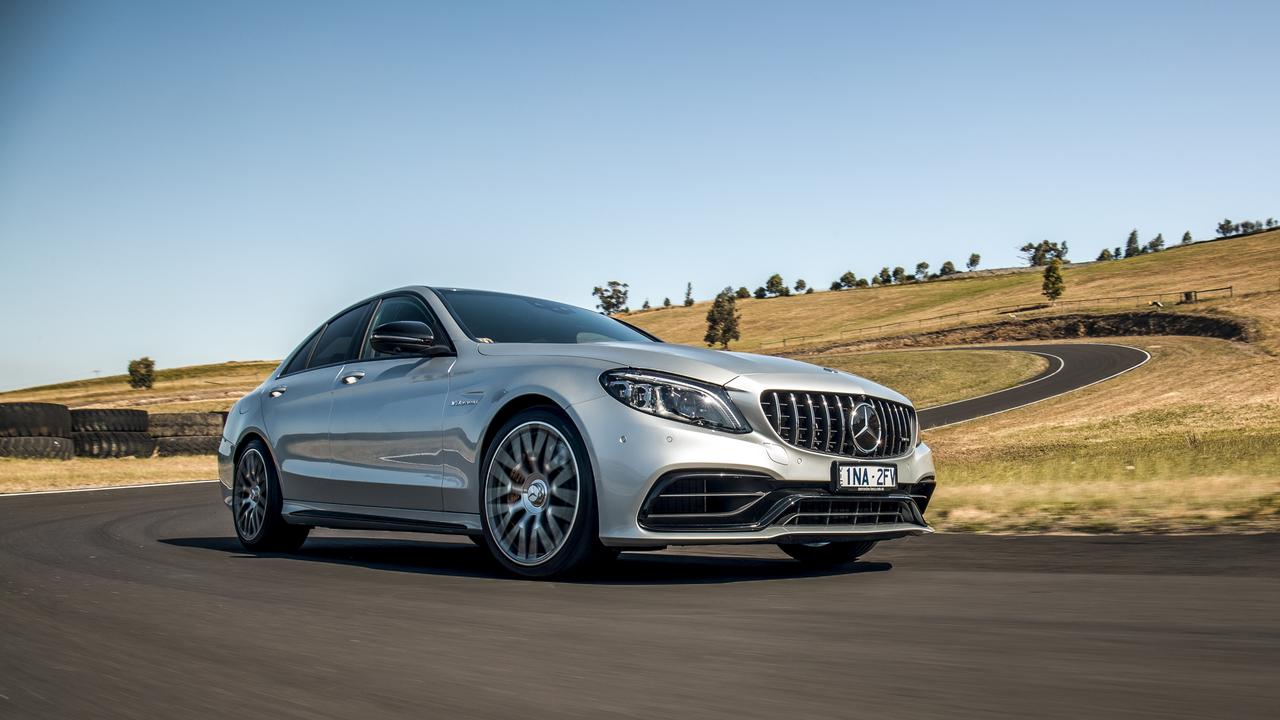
[326, 293, 453, 510]
[260, 302, 373, 501]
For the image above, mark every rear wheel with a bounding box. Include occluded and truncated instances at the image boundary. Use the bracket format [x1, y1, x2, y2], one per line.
[479, 409, 610, 578]
[779, 540, 877, 566]
[233, 440, 309, 552]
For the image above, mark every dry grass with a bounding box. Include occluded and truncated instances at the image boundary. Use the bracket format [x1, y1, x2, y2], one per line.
[626, 230, 1280, 351]
[810, 348, 1048, 407]
[0, 361, 277, 412]
[0, 456, 216, 494]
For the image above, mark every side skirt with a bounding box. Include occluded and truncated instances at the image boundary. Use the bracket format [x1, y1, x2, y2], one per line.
[281, 500, 482, 535]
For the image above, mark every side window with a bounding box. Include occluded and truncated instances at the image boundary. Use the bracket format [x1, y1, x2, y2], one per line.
[308, 303, 372, 369]
[280, 329, 322, 376]
[361, 295, 439, 359]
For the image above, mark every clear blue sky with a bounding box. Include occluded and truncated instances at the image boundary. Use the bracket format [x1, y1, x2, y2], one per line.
[1, 1, 1276, 390]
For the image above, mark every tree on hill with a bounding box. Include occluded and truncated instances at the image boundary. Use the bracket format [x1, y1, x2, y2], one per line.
[839, 270, 857, 288]
[1146, 233, 1165, 253]
[765, 274, 786, 297]
[1041, 259, 1065, 302]
[1113, 246, 1122, 259]
[704, 287, 741, 349]
[1021, 239, 1068, 266]
[1096, 248, 1114, 261]
[855, 278, 869, 288]
[966, 253, 981, 271]
[641, 298, 651, 310]
[804, 286, 814, 294]
[1124, 229, 1141, 258]
[891, 266, 907, 284]
[683, 283, 694, 306]
[128, 357, 156, 390]
[793, 278, 807, 293]
[829, 280, 843, 291]
[592, 281, 629, 315]
[876, 267, 893, 285]
[753, 286, 767, 299]
[939, 260, 957, 276]
[1268, 218, 1277, 228]
[1216, 219, 1237, 237]
[1181, 231, 1193, 245]
[735, 286, 751, 299]
[914, 262, 930, 281]
[662, 297, 672, 308]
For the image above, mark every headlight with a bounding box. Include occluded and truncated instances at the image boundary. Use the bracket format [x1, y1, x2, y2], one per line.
[600, 370, 750, 433]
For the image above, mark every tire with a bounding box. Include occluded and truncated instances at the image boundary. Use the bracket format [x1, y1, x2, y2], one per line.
[147, 412, 226, 437]
[71, 431, 157, 459]
[70, 408, 148, 433]
[478, 408, 610, 579]
[0, 436, 74, 460]
[232, 439, 309, 552]
[779, 540, 877, 566]
[156, 435, 221, 456]
[0, 403, 72, 438]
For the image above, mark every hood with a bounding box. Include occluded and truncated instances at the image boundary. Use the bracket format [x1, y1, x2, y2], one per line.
[474, 341, 911, 405]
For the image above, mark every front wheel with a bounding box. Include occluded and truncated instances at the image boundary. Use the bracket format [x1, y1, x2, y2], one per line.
[479, 409, 610, 579]
[233, 440, 310, 552]
[779, 540, 877, 566]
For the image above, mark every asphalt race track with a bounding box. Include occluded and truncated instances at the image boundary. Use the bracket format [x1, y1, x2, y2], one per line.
[2, 342, 1276, 719]
[917, 342, 1150, 429]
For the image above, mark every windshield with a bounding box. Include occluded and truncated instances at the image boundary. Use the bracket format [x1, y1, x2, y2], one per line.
[434, 289, 658, 344]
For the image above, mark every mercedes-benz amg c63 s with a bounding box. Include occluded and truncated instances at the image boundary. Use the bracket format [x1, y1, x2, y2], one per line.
[218, 287, 936, 578]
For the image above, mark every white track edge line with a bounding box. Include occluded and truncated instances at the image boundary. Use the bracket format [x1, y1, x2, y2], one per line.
[923, 344, 1151, 431]
[0, 479, 219, 498]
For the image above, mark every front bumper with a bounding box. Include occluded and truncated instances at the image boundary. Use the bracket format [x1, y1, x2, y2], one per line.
[567, 395, 936, 548]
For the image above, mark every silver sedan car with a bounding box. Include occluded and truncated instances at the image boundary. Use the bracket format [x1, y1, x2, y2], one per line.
[219, 287, 935, 578]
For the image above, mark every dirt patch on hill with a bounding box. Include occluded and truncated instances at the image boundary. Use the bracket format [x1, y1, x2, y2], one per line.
[791, 311, 1258, 354]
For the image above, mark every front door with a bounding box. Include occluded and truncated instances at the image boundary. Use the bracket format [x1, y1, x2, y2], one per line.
[326, 294, 452, 510]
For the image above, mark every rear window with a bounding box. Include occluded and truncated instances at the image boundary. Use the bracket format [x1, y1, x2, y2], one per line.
[280, 330, 321, 376]
[308, 303, 372, 368]
[435, 289, 655, 344]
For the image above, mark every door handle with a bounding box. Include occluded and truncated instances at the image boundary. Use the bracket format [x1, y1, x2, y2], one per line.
[269, 386, 287, 398]
[341, 371, 365, 385]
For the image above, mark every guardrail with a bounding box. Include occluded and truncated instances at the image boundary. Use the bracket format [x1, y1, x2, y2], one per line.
[758, 285, 1233, 349]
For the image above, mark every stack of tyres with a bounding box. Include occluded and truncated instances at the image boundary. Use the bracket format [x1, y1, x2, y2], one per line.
[149, 412, 226, 456]
[0, 403, 74, 460]
[71, 409, 155, 458]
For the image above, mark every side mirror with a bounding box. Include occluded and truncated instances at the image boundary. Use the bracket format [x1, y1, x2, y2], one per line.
[370, 321, 441, 356]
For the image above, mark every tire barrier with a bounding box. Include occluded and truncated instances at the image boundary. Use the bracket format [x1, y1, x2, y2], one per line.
[156, 435, 222, 457]
[72, 431, 157, 459]
[147, 412, 227, 438]
[0, 436, 75, 460]
[0, 405, 226, 459]
[70, 408, 149, 433]
[0, 403, 73, 438]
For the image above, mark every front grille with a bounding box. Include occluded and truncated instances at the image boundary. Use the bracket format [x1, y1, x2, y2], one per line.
[759, 391, 915, 458]
[777, 496, 921, 527]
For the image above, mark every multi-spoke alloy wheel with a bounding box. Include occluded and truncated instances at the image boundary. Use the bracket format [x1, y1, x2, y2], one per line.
[234, 448, 269, 541]
[231, 439, 309, 552]
[479, 410, 610, 578]
[485, 421, 580, 566]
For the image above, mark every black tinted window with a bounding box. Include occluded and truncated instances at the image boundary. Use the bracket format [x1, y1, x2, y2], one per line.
[436, 290, 654, 344]
[362, 296, 439, 359]
[308, 303, 371, 368]
[281, 330, 321, 376]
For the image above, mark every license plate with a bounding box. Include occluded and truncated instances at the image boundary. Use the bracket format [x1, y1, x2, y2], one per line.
[834, 463, 897, 492]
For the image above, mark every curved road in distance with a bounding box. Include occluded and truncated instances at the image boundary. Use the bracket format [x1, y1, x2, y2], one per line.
[2, 341, 1276, 720]
[917, 342, 1151, 429]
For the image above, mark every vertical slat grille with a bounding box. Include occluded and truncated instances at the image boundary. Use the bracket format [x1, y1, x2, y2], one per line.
[759, 391, 916, 459]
